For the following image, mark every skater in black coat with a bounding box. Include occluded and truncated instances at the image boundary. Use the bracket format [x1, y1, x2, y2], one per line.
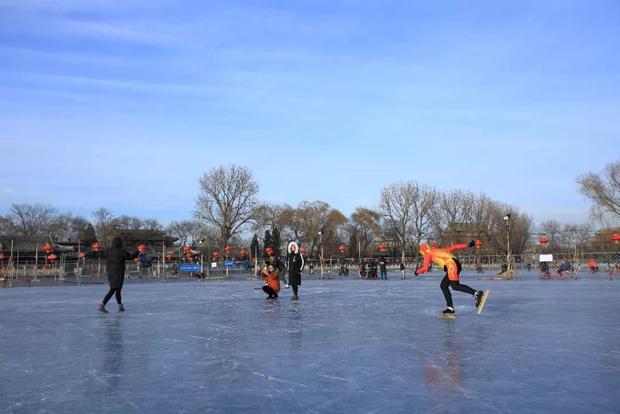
[286, 242, 304, 300]
[99, 237, 139, 313]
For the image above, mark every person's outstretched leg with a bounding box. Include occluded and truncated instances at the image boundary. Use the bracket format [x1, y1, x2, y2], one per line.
[449, 281, 476, 295]
[440, 274, 454, 313]
[448, 258, 483, 307]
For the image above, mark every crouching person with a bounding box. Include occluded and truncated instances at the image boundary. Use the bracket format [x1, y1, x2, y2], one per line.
[262, 263, 281, 299]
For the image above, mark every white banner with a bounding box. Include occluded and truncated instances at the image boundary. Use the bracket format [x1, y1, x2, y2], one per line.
[539, 254, 554, 262]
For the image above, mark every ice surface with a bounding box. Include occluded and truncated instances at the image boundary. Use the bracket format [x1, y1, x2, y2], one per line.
[1, 272, 619, 413]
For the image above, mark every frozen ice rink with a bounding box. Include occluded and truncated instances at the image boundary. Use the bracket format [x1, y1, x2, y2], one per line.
[1, 273, 619, 413]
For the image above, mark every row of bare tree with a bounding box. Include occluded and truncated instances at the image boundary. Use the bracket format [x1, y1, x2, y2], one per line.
[2, 159, 618, 257]
[0, 204, 163, 246]
[187, 166, 530, 257]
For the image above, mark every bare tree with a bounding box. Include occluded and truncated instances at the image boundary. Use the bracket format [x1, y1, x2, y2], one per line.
[577, 159, 620, 222]
[408, 184, 439, 252]
[252, 203, 294, 239]
[92, 207, 114, 243]
[348, 207, 382, 257]
[48, 213, 91, 242]
[539, 222, 592, 253]
[9, 203, 57, 237]
[195, 165, 259, 251]
[167, 220, 203, 245]
[380, 181, 437, 260]
[540, 219, 563, 251]
[0, 214, 15, 234]
[561, 223, 592, 255]
[142, 218, 163, 231]
[293, 201, 347, 256]
[488, 205, 532, 255]
[467, 193, 497, 241]
[433, 190, 471, 234]
[111, 215, 143, 230]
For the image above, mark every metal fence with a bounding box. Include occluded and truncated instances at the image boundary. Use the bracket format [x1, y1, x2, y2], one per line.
[1, 251, 619, 287]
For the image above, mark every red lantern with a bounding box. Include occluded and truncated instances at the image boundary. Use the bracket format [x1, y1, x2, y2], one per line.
[539, 236, 549, 246]
[339, 244, 346, 254]
[47, 254, 58, 261]
[224, 245, 232, 254]
[183, 245, 192, 252]
[166, 254, 173, 261]
[299, 246, 306, 255]
[212, 251, 220, 258]
[265, 246, 274, 256]
[430, 242, 439, 248]
[475, 240, 483, 249]
[91, 242, 101, 252]
[240, 249, 246, 257]
[378, 242, 386, 252]
[138, 244, 146, 253]
[611, 234, 620, 244]
[43, 243, 54, 253]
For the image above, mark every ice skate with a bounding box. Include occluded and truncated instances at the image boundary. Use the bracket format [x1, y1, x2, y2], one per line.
[440, 307, 455, 319]
[118, 304, 125, 312]
[477, 290, 490, 315]
[291, 294, 299, 301]
[475, 291, 484, 308]
[98, 303, 108, 313]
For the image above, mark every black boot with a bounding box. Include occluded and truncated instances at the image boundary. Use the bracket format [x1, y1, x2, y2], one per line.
[474, 291, 484, 308]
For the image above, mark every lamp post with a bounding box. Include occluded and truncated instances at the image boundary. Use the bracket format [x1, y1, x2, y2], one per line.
[199, 239, 204, 280]
[318, 230, 324, 278]
[9, 238, 15, 287]
[503, 214, 512, 275]
[224, 245, 232, 278]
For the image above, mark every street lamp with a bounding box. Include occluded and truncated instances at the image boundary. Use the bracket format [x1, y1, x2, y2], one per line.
[318, 230, 324, 278]
[199, 238, 211, 279]
[503, 214, 512, 275]
[199, 239, 204, 279]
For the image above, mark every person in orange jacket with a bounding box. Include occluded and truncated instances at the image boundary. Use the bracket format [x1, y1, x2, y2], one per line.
[587, 258, 599, 274]
[415, 240, 483, 315]
[261, 262, 281, 299]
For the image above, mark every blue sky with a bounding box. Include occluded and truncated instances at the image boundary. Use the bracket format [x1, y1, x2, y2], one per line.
[0, 0, 618, 226]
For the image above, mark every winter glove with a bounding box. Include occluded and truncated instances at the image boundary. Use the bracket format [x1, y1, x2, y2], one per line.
[468, 240, 475, 248]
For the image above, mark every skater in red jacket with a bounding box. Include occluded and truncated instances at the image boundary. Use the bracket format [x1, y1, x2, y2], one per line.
[415, 240, 484, 315]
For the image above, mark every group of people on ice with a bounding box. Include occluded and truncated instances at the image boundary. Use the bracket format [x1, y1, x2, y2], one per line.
[98, 238, 486, 316]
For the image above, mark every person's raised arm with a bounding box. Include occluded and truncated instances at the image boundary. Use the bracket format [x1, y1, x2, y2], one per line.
[124, 249, 140, 261]
[445, 240, 475, 253]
